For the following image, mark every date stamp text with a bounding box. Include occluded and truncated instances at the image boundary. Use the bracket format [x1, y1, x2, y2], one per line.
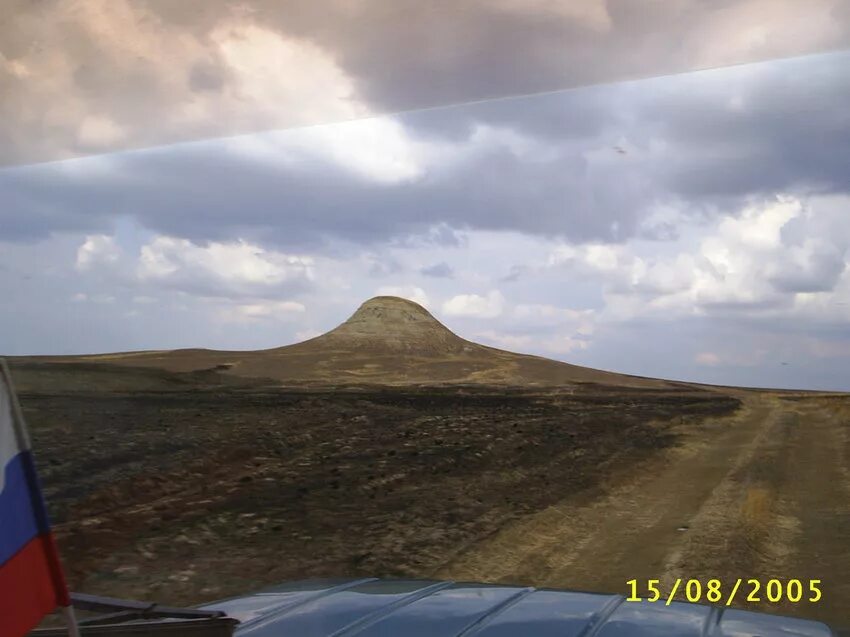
[626, 579, 822, 606]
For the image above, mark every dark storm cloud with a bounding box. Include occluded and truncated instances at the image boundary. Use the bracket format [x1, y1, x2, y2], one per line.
[126, 0, 850, 114]
[635, 53, 850, 202]
[0, 135, 630, 246]
[2, 49, 850, 249]
[5, 81, 695, 248]
[267, 0, 850, 127]
[398, 49, 850, 218]
[2, 0, 849, 166]
[0, 167, 117, 242]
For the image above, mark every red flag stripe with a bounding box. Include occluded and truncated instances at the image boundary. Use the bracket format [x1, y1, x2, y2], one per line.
[0, 534, 64, 636]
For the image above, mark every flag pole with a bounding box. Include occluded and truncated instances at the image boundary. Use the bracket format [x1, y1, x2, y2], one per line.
[0, 359, 81, 637]
[62, 605, 82, 637]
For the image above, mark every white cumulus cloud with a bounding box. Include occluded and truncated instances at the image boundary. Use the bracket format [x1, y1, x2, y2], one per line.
[216, 300, 306, 324]
[442, 290, 505, 318]
[137, 236, 314, 297]
[513, 304, 595, 334]
[546, 335, 592, 355]
[548, 195, 850, 321]
[76, 235, 121, 270]
[474, 330, 534, 350]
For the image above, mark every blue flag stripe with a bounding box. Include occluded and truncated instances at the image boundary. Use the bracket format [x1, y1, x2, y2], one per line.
[0, 451, 49, 568]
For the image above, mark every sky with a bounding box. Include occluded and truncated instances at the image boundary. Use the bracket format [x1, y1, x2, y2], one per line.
[2, 3, 850, 390]
[3, 0, 850, 165]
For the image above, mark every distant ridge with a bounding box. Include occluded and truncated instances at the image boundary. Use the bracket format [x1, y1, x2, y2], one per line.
[31, 296, 673, 389]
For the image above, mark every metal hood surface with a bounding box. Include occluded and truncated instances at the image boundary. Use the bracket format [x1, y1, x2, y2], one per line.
[199, 578, 837, 637]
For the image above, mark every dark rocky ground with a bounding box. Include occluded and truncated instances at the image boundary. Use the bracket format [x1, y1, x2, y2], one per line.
[9, 360, 740, 607]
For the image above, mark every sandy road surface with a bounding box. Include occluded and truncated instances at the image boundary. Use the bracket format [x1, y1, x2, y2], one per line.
[436, 392, 850, 627]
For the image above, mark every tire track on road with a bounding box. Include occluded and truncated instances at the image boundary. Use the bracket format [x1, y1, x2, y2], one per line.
[436, 394, 772, 589]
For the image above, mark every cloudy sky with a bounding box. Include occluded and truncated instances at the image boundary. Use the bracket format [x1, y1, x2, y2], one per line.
[2, 1, 850, 390]
[4, 0, 850, 166]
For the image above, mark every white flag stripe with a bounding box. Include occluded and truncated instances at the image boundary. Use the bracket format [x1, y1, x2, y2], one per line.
[0, 379, 21, 494]
[0, 363, 27, 494]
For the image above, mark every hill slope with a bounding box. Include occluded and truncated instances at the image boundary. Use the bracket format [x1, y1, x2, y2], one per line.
[43, 296, 672, 389]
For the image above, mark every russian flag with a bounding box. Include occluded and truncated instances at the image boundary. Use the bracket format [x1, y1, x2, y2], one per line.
[1, 362, 72, 637]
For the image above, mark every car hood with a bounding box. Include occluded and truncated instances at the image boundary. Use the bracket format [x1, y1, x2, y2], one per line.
[199, 578, 836, 637]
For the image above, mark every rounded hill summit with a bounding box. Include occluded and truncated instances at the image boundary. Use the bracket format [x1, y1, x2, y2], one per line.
[294, 296, 474, 355]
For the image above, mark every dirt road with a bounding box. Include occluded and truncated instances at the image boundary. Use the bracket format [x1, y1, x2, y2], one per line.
[436, 391, 850, 627]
